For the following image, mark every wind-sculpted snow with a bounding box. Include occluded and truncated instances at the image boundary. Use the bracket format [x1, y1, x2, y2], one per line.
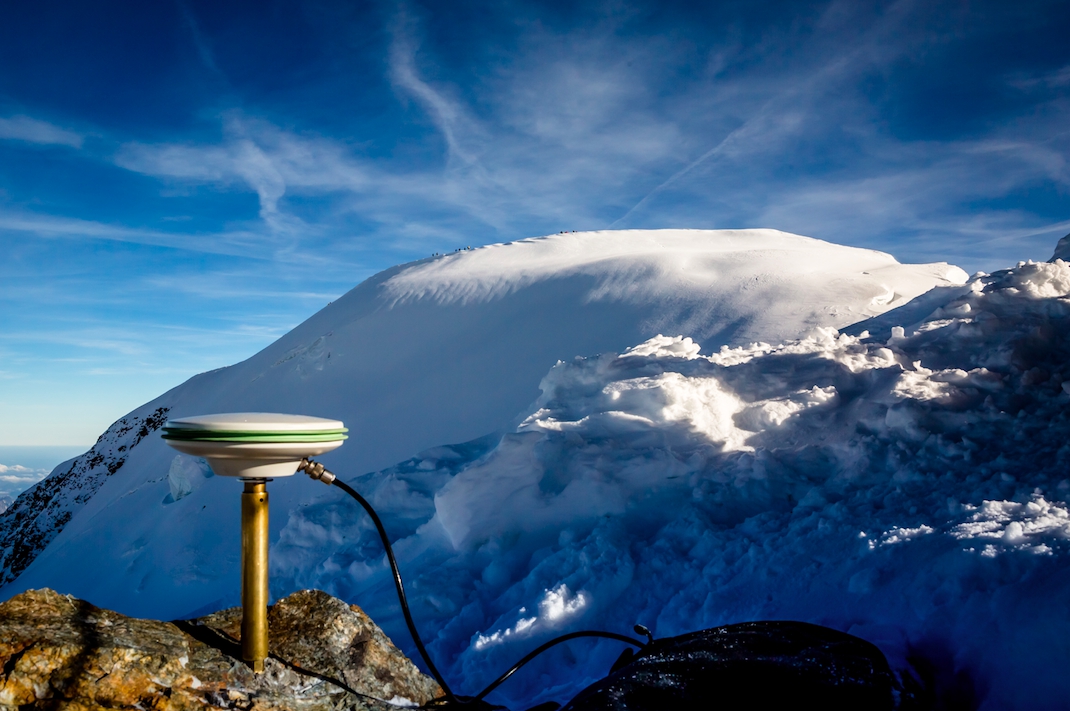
[0, 406, 169, 586]
[271, 259, 1070, 709]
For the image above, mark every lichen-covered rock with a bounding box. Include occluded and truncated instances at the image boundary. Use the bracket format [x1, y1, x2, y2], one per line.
[0, 588, 442, 710]
[194, 589, 441, 706]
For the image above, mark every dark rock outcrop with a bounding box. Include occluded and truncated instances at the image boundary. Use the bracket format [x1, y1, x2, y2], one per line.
[0, 588, 442, 710]
[560, 621, 897, 711]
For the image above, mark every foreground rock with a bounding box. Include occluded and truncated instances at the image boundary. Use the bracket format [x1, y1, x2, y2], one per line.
[0, 588, 441, 710]
[560, 621, 898, 710]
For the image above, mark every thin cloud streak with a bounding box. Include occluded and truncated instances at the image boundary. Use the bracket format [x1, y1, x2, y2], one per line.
[389, 6, 481, 167]
[177, 2, 225, 78]
[0, 207, 333, 264]
[609, 110, 806, 228]
[0, 115, 83, 148]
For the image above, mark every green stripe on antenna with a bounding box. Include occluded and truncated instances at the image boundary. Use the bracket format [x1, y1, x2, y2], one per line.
[162, 432, 348, 443]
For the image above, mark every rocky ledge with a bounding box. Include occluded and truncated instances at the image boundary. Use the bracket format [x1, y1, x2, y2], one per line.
[0, 588, 909, 710]
[0, 588, 441, 710]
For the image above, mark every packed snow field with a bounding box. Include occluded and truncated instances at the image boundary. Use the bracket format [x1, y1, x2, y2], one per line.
[3, 230, 1067, 708]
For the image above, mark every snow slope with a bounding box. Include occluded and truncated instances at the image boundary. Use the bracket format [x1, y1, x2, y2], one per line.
[0, 229, 974, 702]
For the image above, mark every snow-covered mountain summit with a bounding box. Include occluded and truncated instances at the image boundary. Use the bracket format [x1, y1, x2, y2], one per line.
[0, 229, 963, 606]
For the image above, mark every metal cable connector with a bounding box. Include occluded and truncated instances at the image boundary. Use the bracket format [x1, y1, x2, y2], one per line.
[298, 458, 336, 485]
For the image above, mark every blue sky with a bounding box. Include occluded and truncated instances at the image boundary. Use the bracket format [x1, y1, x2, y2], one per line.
[0, 0, 1068, 445]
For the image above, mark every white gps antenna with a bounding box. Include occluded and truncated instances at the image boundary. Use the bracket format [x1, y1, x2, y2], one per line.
[162, 412, 347, 672]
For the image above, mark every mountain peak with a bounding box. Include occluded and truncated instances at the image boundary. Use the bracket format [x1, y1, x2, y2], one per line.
[1050, 231, 1070, 262]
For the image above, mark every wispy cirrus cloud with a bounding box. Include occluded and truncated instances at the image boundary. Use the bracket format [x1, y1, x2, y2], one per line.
[0, 206, 319, 263]
[389, 6, 483, 168]
[751, 120, 1070, 263]
[100, 1, 1070, 273]
[0, 115, 83, 148]
[2, 4, 1050, 283]
[114, 115, 381, 234]
[1009, 64, 1070, 92]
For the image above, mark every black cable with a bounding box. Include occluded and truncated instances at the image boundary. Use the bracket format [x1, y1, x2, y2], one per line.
[312, 463, 650, 707]
[473, 630, 646, 702]
[331, 477, 459, 704]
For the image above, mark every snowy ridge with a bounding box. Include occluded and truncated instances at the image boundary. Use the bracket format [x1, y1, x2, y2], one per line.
[272, 259, 1070, 708]
[0, 406, 169, 586]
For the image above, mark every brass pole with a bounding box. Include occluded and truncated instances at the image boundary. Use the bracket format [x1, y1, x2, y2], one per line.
[241, 479, 269, 672]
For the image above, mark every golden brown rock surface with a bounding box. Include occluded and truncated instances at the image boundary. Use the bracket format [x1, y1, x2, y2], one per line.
[0, 588, 442, 710]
